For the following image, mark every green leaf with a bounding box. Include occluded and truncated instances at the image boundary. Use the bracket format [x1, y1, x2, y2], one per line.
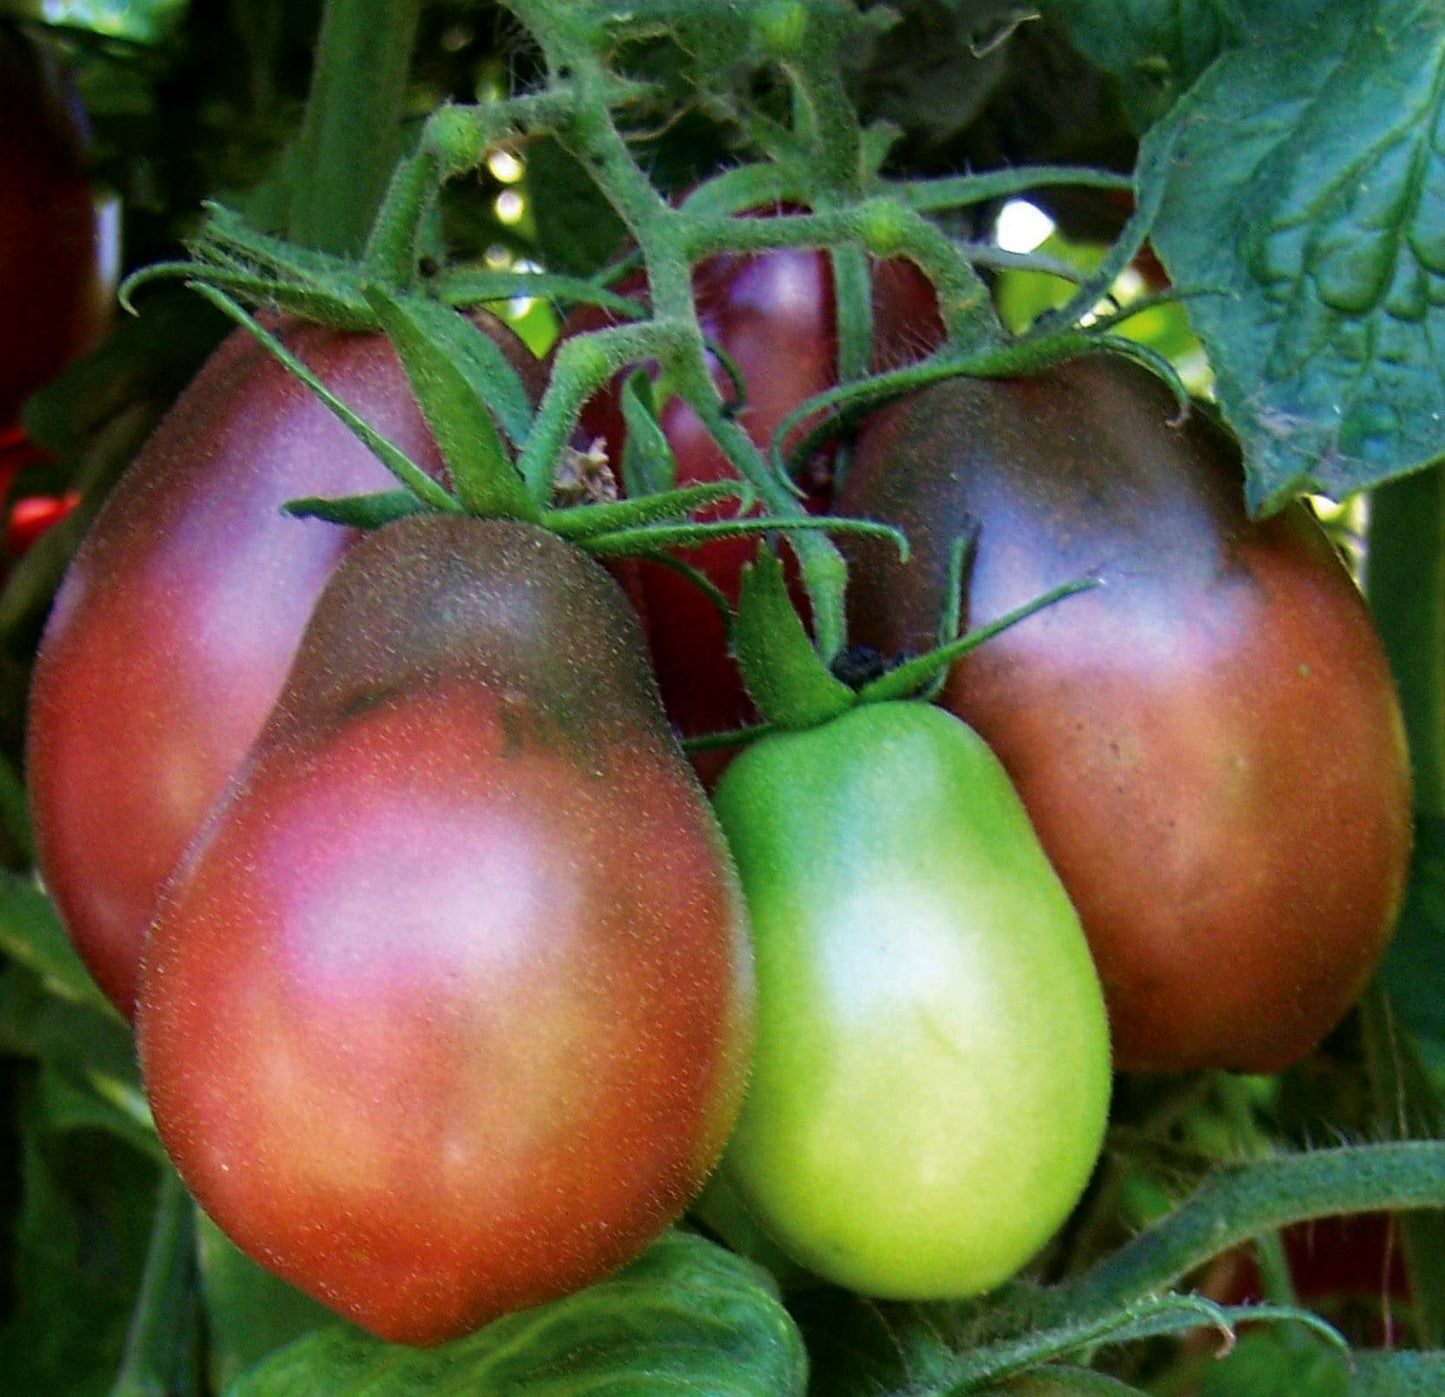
[733, 550, 855, 730]
[0, 965, 155, 1157]
[619, 371, 678, 497]
[1352, 1350, 1445, 1394]
[988, 1367, 1148, 1395]
[1382, 815, 1445, 1091]
[842, 0, 1026, 144]
[198, 1214, 344, 1394]
[363, 287, 539, 521]
[224, 1231, 806, 1397]
[0, 870, 109, 1010]
[281, 489, 432, 531]
[1193, 1329, 1348, 1397]
[1048, 0, 1247, 129]
[787, 1288, 913, 1397]
[525, 138, 628, 278]
[0, 1094, 161, 1397]
[1137, 0, 1445, 511]
[30, 0, 188, 45]
[109, 1169, 204, 1397]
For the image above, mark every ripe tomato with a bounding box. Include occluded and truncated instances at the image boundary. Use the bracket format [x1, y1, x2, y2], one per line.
[7, 490, 79, 555]
[711, 701, 1110, 1297]
[137, 515, 754, 1346]
[839, 355, 1412, 1073]
[28, 313, 544, 1018]
[569, 234, 943, 778]
[0, 23, 113, 430]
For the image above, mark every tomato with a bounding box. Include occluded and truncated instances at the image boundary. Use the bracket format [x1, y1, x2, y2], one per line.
[0, 23, 113, 430]
[137, 514, 754, 1346]
[28, 313, 544, 1018]
[710, 701, 1110, 1297]
[569, 233, 943, 778]
[839, 355, 1412, 1073]
[7, 490, 79, 555]
[1204, 1213, 1410, 1344]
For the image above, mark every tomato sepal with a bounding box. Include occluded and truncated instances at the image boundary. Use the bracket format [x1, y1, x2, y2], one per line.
[280, 488, 432, 531]
[733, 548, 853, 730]
[191, 284, 463, 515]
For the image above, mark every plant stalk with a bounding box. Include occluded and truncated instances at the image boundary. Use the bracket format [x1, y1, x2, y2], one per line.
[285, 0, 424, 255]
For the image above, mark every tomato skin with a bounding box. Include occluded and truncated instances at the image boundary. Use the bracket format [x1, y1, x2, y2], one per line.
[569, 240, 943, 778]
[711, 701, 1110, 1298]
[839, 356, 1412, 1073]
[0, 24, 112, 428]
[28, 315, 543, 1019]
[137, 515, 754, 1346]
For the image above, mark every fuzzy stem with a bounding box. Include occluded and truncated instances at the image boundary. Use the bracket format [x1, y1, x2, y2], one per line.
[1035, 1143, 1445, 1330]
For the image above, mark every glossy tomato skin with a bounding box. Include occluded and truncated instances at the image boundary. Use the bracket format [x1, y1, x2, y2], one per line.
[839, 356, 1412, 1073]
[570, 243, 943, 778]
[711, 702, 1110, 1298]
[0, 23, 112, 429]
[28, 314, 543, 1018]
[137, 515, 754, 1346]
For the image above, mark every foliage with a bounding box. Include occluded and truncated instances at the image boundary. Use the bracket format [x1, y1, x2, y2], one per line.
[1, 0, 1444, 1393]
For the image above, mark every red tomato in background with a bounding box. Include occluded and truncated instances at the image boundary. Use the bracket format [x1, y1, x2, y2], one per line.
[7, 490, 78, 555]
[28, 314, 544, 1019]
[567, 234, 943, 779]
[0, 23, 115, 431]
[1202, 1214, 1412, 1347]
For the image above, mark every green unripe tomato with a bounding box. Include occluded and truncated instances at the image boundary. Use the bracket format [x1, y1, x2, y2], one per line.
[711, 701, 1111, 1298]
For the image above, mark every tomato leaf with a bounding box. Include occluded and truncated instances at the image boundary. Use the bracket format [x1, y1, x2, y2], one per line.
[985, 1367, 1150, 1395]
[1352, 1350, 1445, 1394]
[0, 1096, 162, 1397]
[1382, 816, 1445, 1094]
[363, 287, 539, 521]
[733, 549, 855, 729]
[222, 1231, 806, 1397]
[0, 962, 155, 1157]
[1190, 1327, 1349, 1397]
[619, 370, 678, 497]
[1049, 0, 1247, 130]
[0, 870, 110, 1011]
[787, 1288, 912, 1397]
[1134, 0, 1445, 511]
[198, 1214, 343, 1395]
[525, 137, 629, 279]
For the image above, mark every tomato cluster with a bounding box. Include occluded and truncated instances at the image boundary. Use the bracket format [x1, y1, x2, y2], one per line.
[31, 311, 755, 1344]
[838, 356, 1412, 1074]
[566, 233, 943, 780]
[25, 214, 1411, 1346]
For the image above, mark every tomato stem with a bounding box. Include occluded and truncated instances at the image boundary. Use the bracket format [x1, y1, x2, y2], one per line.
[285, 0, 424, 256]
[1036, 1143, 1445, 1330]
